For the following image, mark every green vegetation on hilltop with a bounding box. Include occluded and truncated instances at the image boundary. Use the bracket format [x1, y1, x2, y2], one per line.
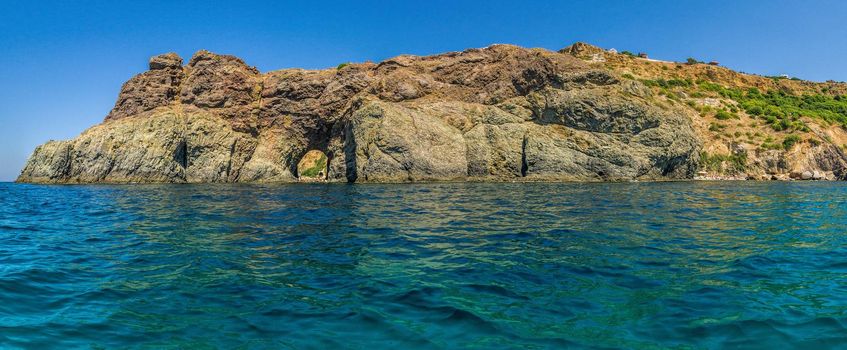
[640, 77, 847, 131]
[686, 58, 704, 65]
[698, 81, 847, 130]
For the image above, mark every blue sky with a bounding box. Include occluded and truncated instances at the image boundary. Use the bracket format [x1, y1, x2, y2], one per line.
[1, 0, 846, 181]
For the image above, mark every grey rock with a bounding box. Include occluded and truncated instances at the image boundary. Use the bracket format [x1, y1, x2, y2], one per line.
[345, 101, 468, 182]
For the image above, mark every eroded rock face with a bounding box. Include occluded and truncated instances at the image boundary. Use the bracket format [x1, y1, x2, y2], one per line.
[19, 112, 259, 183]
[19, 44, 704, 183]
[105, 54, 185, 121]
[345, 101, 469, 182]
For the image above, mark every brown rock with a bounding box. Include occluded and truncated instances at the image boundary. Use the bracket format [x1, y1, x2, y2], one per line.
[105, 55, 184, 121]
[178, 50, 263, 132]
[149, 53, 183, 70]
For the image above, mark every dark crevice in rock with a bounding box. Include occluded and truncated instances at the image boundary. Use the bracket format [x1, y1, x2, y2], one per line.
[324, 154, 332, 180]
[225, 139, 237, 179]
[174, 140, 188, 170]
[520, 135, 528, 177]
[343, 121, 358, 183]
[61, 144, 74, 180]
[659, 154, 688, 177]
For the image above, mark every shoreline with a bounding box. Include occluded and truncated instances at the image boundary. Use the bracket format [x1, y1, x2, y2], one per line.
[12, 177, 842, 185]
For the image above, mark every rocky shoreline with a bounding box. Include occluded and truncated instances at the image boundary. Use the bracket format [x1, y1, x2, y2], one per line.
[16, 43, 847, 183]
[695, 170, 837, 181]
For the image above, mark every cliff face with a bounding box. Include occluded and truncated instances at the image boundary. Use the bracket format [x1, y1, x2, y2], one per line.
[18, 44, 705, 183]
[565, 42, 847, 181]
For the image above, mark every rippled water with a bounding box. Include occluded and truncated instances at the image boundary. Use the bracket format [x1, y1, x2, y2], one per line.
[2, 182, 847, 348]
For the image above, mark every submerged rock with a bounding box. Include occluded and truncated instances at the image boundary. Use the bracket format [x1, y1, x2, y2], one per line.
[19, 45, 702, 183]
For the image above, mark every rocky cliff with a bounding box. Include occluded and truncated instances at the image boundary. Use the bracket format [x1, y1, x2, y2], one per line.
[565, 42, 847, 181]
[19, 43, 805, 183]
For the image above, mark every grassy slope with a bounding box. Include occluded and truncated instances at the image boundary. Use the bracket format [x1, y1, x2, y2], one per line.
[570, 44, 847, 177]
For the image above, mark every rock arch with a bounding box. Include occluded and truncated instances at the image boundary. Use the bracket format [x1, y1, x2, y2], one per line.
[296, 150, 328, 181]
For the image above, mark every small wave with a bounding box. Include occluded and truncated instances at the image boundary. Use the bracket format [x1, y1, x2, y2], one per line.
[462, 283, 529, 300]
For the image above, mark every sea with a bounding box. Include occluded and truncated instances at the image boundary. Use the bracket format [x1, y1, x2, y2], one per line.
[1, 181, 846, 349]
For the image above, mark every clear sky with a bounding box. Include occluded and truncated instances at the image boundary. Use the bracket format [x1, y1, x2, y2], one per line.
[1, 0, 846, 181]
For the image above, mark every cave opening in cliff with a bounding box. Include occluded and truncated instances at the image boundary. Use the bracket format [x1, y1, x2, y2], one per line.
[174, 140, 188, 169]
[296, 150, 328, 181]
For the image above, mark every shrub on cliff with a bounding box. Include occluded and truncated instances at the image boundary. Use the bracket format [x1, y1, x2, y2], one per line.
[700, 152, 746, 173]
[783, 134, 802, 150]
[715, 110, 737, 120]
[695, 81, 847, 130]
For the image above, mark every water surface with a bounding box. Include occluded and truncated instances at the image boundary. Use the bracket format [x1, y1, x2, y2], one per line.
[1, 182, 847, 349]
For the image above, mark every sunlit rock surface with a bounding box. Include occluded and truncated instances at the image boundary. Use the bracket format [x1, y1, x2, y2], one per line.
[19, 45, 702, 183]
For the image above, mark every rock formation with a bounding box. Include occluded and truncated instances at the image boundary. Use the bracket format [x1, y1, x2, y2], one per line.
[567, 43, 847, 181]
[19, 44, 707, 183]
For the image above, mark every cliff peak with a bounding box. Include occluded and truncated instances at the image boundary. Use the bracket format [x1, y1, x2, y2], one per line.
[187, 50, 253, 70]
[149, 53, 183, 70]
[560, 42, 607, 57]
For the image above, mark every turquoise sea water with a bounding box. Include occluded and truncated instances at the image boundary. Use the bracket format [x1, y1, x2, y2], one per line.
[1, 182, 847, 349]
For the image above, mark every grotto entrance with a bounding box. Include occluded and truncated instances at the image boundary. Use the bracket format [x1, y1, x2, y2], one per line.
[296, 150, 328, 181]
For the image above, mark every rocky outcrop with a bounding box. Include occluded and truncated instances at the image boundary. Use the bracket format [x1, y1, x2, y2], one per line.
[106, 53, 185, 121]
[18, 44, 703, 183]
[562, 42, 847, 181]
